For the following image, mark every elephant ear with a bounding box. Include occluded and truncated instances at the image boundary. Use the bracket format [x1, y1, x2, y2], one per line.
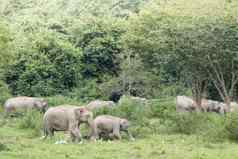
[74, 107, 86, 118]
[34, 101, 41, 108]
[74, 107, 94, 124]
[74, 107, 85, 114]
[120, 119, 129, 129]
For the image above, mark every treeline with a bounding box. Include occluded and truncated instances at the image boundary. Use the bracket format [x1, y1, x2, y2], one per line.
[0, 0, 238, 106]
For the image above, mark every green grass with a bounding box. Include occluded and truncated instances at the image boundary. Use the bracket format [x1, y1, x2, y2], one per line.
[1, 96, 238, 159]
[1, 118, 238, 159]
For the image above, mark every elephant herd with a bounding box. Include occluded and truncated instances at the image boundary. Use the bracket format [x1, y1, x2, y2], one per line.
[3, 96, 135, 143]
[3, 95, 236, 143]
[176, 96, 238, 114]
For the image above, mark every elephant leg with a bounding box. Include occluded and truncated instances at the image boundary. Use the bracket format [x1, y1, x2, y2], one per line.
[112, 123, 121, 140]
[109, 132, 121, 140]
[47, 128, 54, 138]
[70, 128, 82, 143]
[124, 130, 135, 141]
[42, 127, 54, 139]
[89, 125, 99, 141]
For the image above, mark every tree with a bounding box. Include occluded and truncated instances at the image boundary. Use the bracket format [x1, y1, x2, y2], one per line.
[5, 32, 82, 96]
[173, 17, 238, 111]
[204, 19, 238, 110]
[0, 21, 13, 74]
[70, 17, 125, 82]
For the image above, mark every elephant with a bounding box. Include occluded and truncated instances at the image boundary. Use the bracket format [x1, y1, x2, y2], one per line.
[176, 96, 228, 114]
[4, 96, 48, 115]
[109, 90, 122, 103]
[118, 95, 148, 106]
[86, 100, 115, 110]
[230, 102, 238, 112]
[91, 115, 135, 141]
[176, 96, 197, 112]
[202, 99, 225, 114]
[42, 105, 94, 142]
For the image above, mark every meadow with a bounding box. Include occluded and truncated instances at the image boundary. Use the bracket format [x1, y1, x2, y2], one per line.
[1, 96, 238, 159]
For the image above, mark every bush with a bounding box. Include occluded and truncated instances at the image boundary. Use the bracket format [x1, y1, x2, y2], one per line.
[168, 112, 227, 142]
[149, 98, 176, 120]
[225, 110, 238, 140]
[46, 95, 83, 107]
[67, 80, 102, 102]
[0, 143, 10, 152]
[112, 96, 148, 121]
[0, 80, 11, 105]
[5, 32, 82, 96]
[18, 109, 43, 137]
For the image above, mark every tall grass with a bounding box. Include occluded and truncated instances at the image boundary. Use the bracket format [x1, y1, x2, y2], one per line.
[92, 96, 238, 142]
[46, 95, 84, 107]
[18, 109, 43, 137]
[5, 95, 238, 142]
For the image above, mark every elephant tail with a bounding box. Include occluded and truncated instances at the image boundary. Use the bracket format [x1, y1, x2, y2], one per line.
[42, 116, 49, 137]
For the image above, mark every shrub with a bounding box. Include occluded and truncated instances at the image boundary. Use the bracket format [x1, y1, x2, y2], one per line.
[67, 79, 102, 102]
[0, 80, 11, 105]
[46, 95, 83, 107]
[5, 32, 82, 96]
[148, 98, 176, 120]
[112, 96, 148, 122]
[0, 143, 10, 152]
[18, 109, 43, 137]
[168, 112, 227, 142]
[225, 110, 238, 140]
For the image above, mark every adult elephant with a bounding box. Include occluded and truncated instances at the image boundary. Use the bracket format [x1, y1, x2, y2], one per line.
[86, 100, 115, 110]
[91, 115, 135, 141]
[42, 105, 94, 142]
[176, 96, 197, 112]
[4, 96, 48, 115]
[202, 99, 225, 114]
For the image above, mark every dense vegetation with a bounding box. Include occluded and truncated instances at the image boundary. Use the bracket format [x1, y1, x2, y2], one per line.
[0, 0, 237, 103]
[1, 0, 238, 158]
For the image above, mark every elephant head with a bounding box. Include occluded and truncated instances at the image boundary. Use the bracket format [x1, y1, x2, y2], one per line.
[119, 119, 130, 131]
[74, 107, 96, 140]
[35, 99, 48, 113]
[74, 107, 93, 123]
[119, 118, 135, 141]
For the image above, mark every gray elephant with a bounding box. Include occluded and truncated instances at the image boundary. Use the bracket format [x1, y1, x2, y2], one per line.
[203, 100, 225, 114]
[42, 105, 94, 142]
[86, 100, 115, 110]
[4, 96, 48, 115]
[91, 115, 135, 141]
[176, 96, 197, 112]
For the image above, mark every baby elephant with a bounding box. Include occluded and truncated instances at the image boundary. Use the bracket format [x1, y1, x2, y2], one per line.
[43, 105, 94, 143]
[92, 115, 135, 141]
[4, 96, 48, 115]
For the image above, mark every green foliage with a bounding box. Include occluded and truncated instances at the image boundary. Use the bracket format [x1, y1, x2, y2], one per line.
[68, 80, 102, 102]
[18, 109, 43, 137]
[0, 143, 10, 152]
[71, 17, 124, 82]
[168, 112, 228, 142]
[149, 98, 176, 120]
[0, 20, 14, 73]
[0, 80, 11, 105]
[46, 95, 83, 107]
[225, 110, 238, 140]
[5, 32, 82, 96]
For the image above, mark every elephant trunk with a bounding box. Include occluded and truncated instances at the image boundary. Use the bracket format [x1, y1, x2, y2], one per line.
[88, 119, 98, 140]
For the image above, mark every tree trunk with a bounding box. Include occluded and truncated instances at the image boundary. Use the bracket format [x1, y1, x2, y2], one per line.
[191, 78, 207, 112]
[224, 96, 231, 113]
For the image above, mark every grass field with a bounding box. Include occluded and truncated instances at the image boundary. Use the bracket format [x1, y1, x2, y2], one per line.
[1, 116, 238, 159]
